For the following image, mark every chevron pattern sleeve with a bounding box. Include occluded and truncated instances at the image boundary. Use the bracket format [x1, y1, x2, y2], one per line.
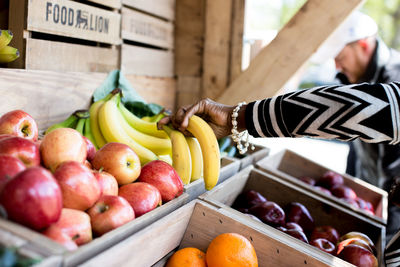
[244, 82, 400, 144]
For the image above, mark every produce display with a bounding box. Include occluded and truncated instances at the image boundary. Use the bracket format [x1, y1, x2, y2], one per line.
[232, 189, 378, 267]
[165, 233, 258, 267]
[298, 171, 376, 215]
[0, 30, 19, 64]
[0, 99, 219, 251]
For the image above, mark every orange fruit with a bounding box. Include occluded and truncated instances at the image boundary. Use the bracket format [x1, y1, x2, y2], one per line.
[165, 247, 207, 267]
[206, 233, 258, 267]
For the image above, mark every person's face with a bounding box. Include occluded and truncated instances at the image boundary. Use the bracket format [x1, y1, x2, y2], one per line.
[334, 41, 370, 83]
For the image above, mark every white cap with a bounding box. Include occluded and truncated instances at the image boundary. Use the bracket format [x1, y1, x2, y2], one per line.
[310, 11, 378, 64]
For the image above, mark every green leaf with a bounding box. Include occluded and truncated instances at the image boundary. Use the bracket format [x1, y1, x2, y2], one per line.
[93, 70, 145, 104]
[124, 101, 164, 118]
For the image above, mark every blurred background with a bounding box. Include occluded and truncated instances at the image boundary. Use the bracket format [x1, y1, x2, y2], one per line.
[242, 0, 399, 173]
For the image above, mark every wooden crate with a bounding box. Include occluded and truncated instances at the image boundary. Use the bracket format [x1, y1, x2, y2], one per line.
[236, 143, 270, 170]
[256, 149, 388, 225]
[79, 199, 354, 267]
[184, 156, 241, 202]
[199, 166, 386, 266]
[0, 193, 188, 267]
[7, 0, 121, 72]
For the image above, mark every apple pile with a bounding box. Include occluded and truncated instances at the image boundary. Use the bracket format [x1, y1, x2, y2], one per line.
[232, 190, 378, 267]
[298, 171, 375, 216]
[0, 110, 184, 251]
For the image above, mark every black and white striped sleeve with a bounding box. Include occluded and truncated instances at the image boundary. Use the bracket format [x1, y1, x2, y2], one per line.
[244, 82, 400, 144]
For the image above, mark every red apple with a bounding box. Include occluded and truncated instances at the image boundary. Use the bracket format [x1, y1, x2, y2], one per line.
[310, 238, 336, 255]
[93, 171, 118, 197]
[338, 232, 376, 255]
[92, 142, 141, 185]
[0, 110, 38, 141]
[119, 182, 161, 217]
[54, 161, 101, 211]
[42, 227, 78, 251]
[316, 171, 344, 189]
[331, 185, 357, 200]
[341, 197, 359, 208]
[285, 202, 315, 234]
[87, 195, 135, 236]
[313, 186, 332, 196]
[40, 128, 87, 172]
[337, 237, 376, 255]
[248, 201, 285, 227]
[285, 222, 303, 232]
[137, 160, 183, 202]
[0, 154, 26, 193]
[310, 225, 340, 244]
[337, 244, 378, 267]
[84, 160, 92, 169]
[0, 134, 15, 141]
[286, 229, 309, 243]
[83, 136, 96, 162]
[0, 136, 40, 167]
[298, 176, 316, 186]
[232, 189, 267, 210]
[0, 167, 62, 230]
[43, 208, 92, 246]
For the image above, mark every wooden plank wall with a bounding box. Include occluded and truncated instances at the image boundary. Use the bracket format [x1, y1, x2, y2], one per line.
[174, 0, 245, 108]
[0, 0, 8, 30]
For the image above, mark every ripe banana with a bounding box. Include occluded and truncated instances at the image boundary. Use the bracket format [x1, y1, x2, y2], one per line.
[186, 137, 203, 182]
[158, 154, 173, 165]
[119, 103, 168, 139]
[89, 99, 108, 148]
[83, 118, 98, 149]
[163, 125, 192, 185]
[186, 115, 220, 190]
[0, 30, 13, 49]
[45, 113, 79, 135]
[98, 94, 157, 165]
[115, 100, 171, 155]
[0, 45, 19, 63]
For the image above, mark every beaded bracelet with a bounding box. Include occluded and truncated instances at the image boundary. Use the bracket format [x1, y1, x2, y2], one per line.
[231, 102, 255, 154]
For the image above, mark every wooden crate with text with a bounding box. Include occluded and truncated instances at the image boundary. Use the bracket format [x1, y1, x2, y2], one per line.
[8, 0, 121, 72]
[199, 166, 386, 267]
[256, 149, 388, 225]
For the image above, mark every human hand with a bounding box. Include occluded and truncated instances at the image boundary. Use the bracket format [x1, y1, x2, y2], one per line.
[158, 98, 245, 139]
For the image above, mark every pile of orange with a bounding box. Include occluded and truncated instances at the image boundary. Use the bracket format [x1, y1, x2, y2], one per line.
[165, 232, 258, 267]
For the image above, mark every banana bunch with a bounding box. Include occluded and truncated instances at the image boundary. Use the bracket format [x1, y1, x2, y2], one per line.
[0, 30, 19, 63]
[163, 115, 220, 190]
[45, 110, 96, 146]
[90, 89, 172, 165]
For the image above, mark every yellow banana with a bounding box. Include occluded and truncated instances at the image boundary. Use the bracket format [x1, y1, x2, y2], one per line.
[0, 46, 19, 63]
[89, 99, 107, 148]
[116, 105, 172, 155]
[119, 103, 168, 139]
[98, 94, 157, 165]
[158, 154, 173, 166]
[186, 137, 203, 182]
[163, 125, 192, 185]
[0, 30, 13, 49]
[186, 115, 220, 190]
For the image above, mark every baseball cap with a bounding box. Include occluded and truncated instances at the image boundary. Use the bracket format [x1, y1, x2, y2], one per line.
[310, 11, 378, 64]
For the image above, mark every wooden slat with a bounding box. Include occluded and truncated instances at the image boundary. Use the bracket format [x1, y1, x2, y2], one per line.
[121, 44, 174, 77]
[122, 0, 175, 21]
[87, 0, 122, 9]
[217, 0, 364, 104]
[0, 68, 105, 132]
[125, 74, 176, 111]
[25, 38, 119, 73]
[122, 7, 174, 49]
[229, 0, 245, 84]
[27, 0, 121, 45]
[8, 0, 27, 69]
[174, 0, 205, 76]
[176, 76, 201, 108]
[202, 0, 232, 100]
[256, 149, 388, 225]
